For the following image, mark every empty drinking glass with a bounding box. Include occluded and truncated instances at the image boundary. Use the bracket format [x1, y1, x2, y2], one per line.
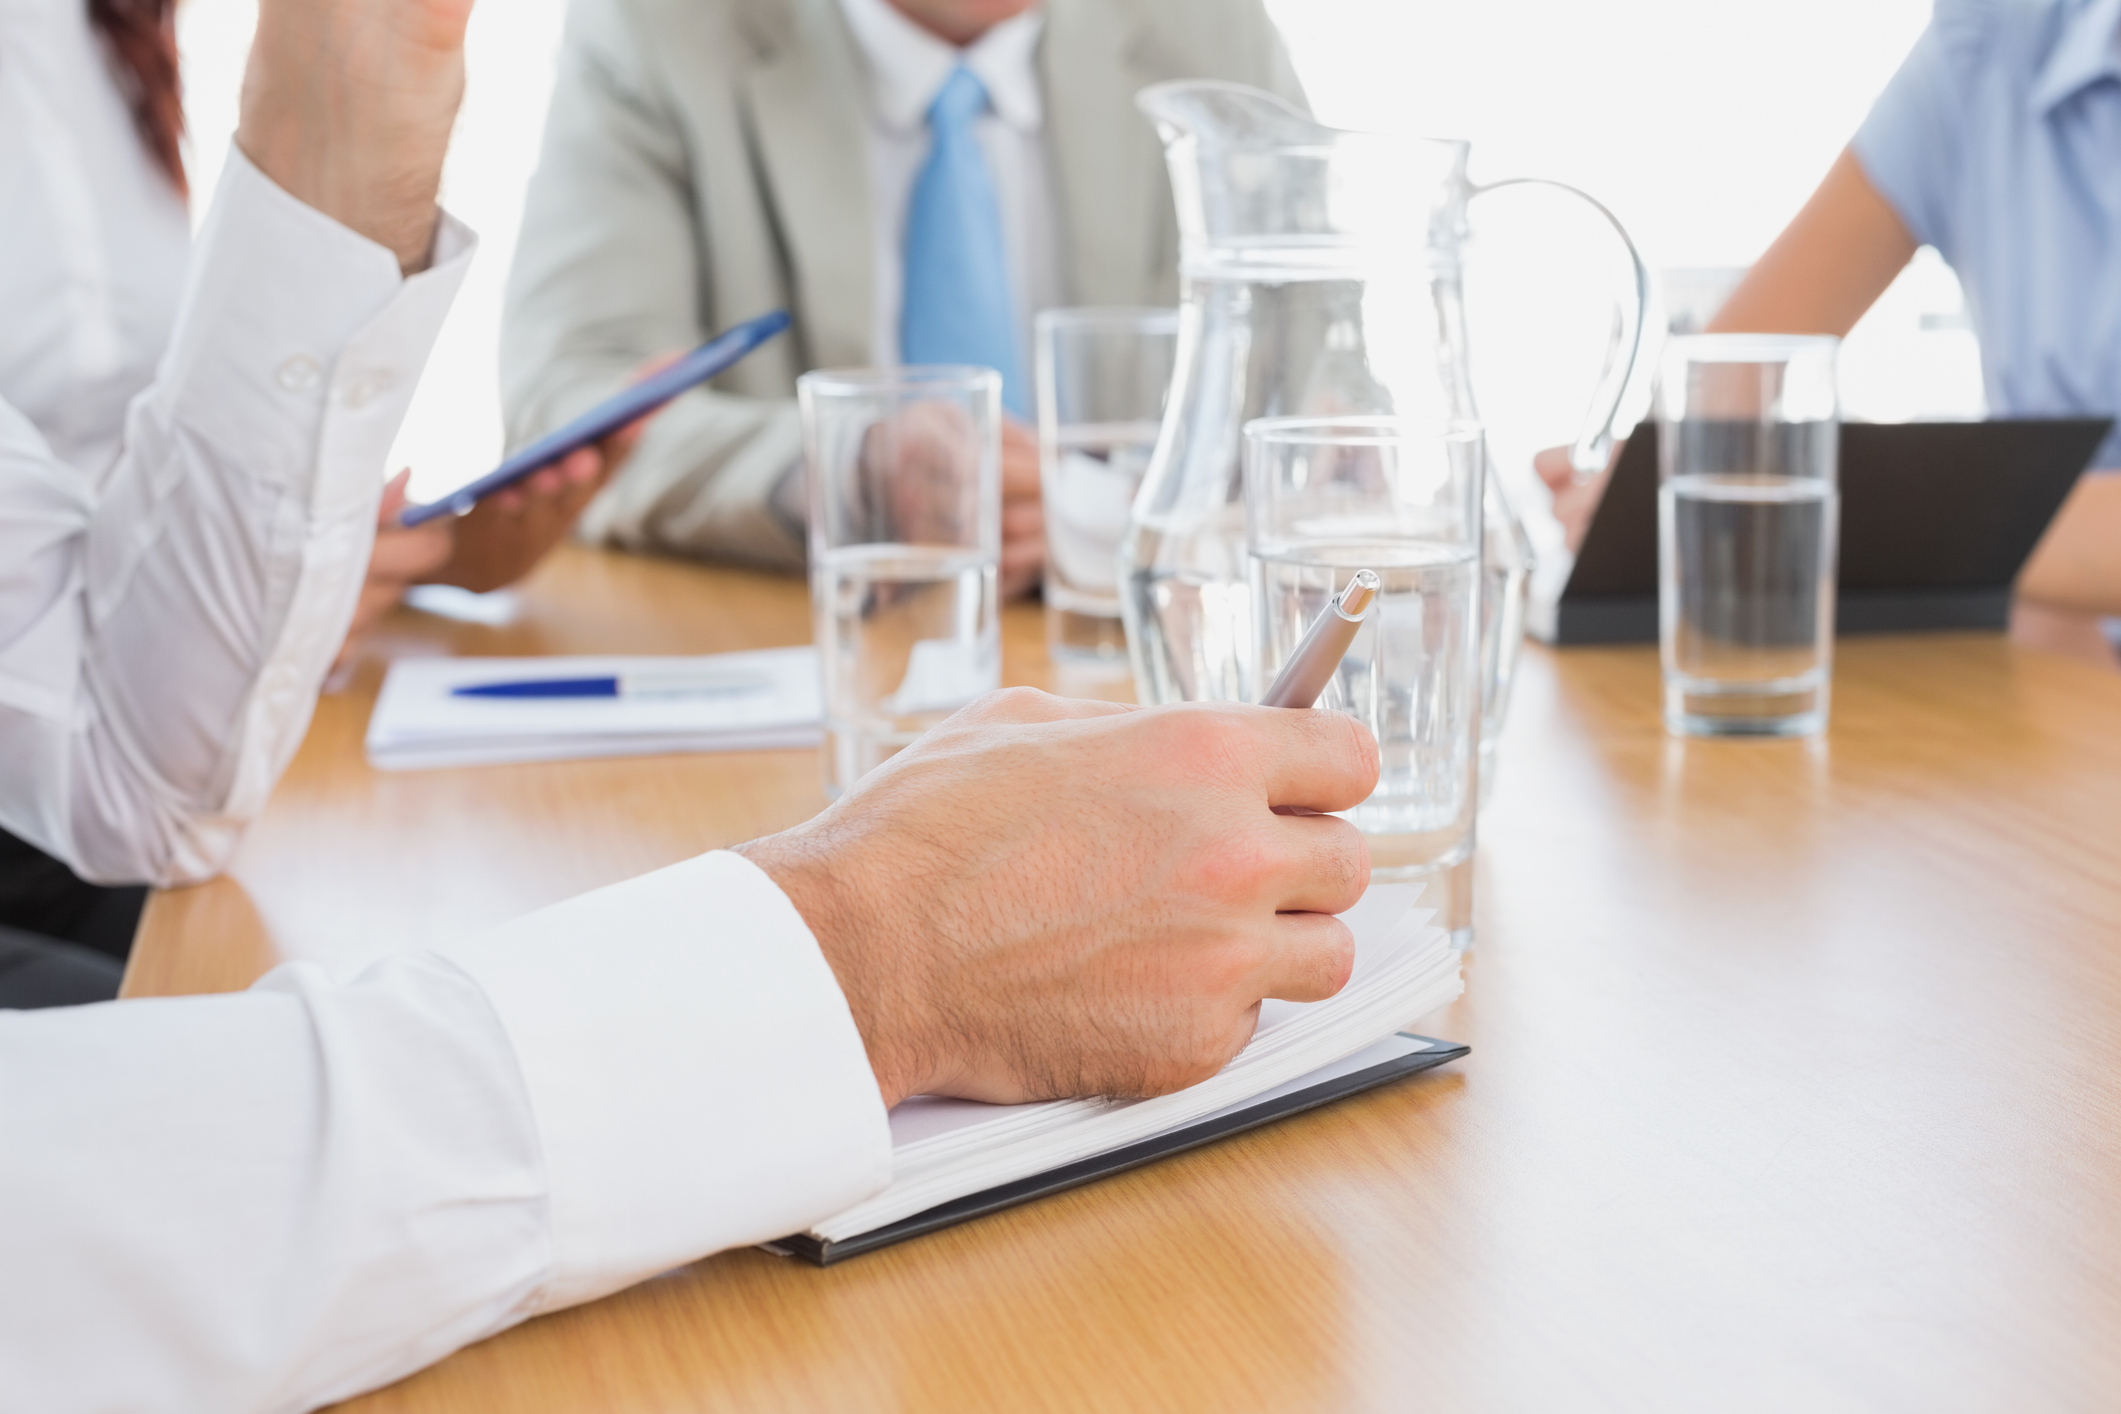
[1657, 335, 1840, 738]
[1035, 308, 1179, 672]
[798, 367, 1002, 795]
[1244, 416, 1485, 947]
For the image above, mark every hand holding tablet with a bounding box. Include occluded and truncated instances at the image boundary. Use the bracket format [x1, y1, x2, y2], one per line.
[399, 310, 793, 528]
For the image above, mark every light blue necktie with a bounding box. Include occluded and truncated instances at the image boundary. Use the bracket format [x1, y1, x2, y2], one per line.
[900, 65, 1026, 417]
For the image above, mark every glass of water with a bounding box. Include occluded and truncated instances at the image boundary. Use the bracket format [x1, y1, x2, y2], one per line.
[1244, 416, 1485, 947]
[798, 367, 1002, 795]
[1034, 308, 1179, 672]
[1657, 335, 1840, 738]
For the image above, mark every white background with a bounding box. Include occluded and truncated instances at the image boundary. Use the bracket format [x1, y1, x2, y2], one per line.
[175, 0, 1983, 527]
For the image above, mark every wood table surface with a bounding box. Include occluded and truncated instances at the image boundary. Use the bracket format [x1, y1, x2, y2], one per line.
[127, 544, 2121, 1412]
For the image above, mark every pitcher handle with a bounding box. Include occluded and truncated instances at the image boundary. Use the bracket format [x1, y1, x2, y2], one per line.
[1467, 178, 1652, 481]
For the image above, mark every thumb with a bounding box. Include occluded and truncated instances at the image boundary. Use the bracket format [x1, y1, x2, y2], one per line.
[377, 468, 413, 523]
[1532, 445, 1574, 494]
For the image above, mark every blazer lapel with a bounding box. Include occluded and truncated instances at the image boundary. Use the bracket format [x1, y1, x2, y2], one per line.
[1042, 0, 1169, 306]
[739, 0, 874, 368]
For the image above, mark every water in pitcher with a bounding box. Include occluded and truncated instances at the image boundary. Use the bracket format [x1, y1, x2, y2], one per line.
[1659, 473, 1837, 736]
[1253, 541, 1481, 943]
[1124, 504, 1258, 705]
[817, 543, 998, 793]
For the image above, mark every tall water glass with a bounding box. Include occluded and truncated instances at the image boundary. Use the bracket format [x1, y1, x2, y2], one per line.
[1244, 417, 1484, 947]
[799, 367, 1002, 795]
[1657, 336, 1840, 738]
[1035, 308, 1179, 670]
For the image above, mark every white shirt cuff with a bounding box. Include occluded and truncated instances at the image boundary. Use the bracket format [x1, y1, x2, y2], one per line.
[147, 145, 476, 519]
[126, 145, 480, 869]
[445, 852, 892, 1310]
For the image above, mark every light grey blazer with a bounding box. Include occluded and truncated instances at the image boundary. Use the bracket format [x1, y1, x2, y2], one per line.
[500, 0, 1306, 571]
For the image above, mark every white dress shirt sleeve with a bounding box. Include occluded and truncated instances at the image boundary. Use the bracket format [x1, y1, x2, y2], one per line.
[0, 145, 473, 886]
[0, 851, 892, 1414]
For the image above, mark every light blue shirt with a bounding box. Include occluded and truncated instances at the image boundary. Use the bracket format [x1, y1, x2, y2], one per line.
[1855, 0, 2121, 470]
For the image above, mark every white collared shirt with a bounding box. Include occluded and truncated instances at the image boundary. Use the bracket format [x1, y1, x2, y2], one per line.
[0, 851, 893, 1413]
[0, 0, 190, 485]
[836, 0, 1066, 383]
[0, 0, 474, 885]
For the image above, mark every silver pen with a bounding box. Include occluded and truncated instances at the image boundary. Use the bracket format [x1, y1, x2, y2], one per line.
[1257, 569, 1380, 708]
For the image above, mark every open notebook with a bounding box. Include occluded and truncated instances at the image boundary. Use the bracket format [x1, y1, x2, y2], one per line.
[364, 648, 821, 770]
[774, 883, 1465, 1263]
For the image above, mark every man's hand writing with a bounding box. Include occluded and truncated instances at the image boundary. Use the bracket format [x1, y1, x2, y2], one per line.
[738, 690, 1378, 1109]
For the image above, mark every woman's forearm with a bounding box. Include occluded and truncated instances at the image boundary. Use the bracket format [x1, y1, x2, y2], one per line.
[2016, 473, 2121, 614]
[1708, 149, 1918, 338]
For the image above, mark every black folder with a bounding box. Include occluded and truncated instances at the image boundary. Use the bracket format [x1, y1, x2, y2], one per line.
[1540, 417, 2112, 645]
[771, 1031, 1468, 1266]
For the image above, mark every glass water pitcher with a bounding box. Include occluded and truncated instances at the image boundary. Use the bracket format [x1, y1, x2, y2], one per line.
[1119, 82, 1649, 790]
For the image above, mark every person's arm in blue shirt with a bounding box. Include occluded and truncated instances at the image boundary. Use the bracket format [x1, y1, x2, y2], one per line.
[1534, 150, 1920, 552]
[1714, 11, 2121, 656]
[1656, 144, 2121, 659]
[1705, 151, 1916, 339]
[1538, 24, 2120, 662]
[1555, 146, 2121, 658]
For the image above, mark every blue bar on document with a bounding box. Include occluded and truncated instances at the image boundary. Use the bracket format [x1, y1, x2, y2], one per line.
[451, 672, 773, 700]
[453, 676, 622, 699]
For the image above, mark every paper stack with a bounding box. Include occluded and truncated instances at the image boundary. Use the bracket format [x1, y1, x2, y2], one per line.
[799, 882, 1461, 1247]
[365, 647, 821, 770]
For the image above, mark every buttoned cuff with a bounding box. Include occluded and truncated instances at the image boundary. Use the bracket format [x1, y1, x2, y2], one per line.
[445, 852, 893, 1310]
[143, 146, 475, 518]
[131, 145, 480, 864]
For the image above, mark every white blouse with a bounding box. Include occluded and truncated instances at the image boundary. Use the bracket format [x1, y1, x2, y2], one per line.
[0, 9, 894, 1412]
[0, 0, 190, 483]
[0, 0, 473, 884]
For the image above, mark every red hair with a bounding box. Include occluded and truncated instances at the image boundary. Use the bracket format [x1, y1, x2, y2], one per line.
[88, 0, 187, 198]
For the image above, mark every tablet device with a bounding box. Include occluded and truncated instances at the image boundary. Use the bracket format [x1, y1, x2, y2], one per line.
[1533, 417, 2113, 644]
[399, 309, 792, 527]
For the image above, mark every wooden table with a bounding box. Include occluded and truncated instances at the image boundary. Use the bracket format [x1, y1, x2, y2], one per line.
[128, 545, 2121, 1411]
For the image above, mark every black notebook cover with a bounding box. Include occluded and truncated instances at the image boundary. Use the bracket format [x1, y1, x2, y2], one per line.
[772, 1032, 1468, 1266]
[1542, 417, 2112, 645]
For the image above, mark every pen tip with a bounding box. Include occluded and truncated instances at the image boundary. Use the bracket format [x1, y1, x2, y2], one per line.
[1339, 569, 1381, 618]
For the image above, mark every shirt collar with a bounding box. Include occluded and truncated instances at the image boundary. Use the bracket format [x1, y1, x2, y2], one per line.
[836, 0, 1045, 134]
[2029, 0, 2121, 115]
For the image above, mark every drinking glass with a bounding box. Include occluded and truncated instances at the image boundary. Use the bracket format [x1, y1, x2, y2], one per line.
[798, 367, 1002, 795]
[1657, 335, 1840, 738]
[1244, 416, 1485, 947]
[1035, 308, 1179, 671]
